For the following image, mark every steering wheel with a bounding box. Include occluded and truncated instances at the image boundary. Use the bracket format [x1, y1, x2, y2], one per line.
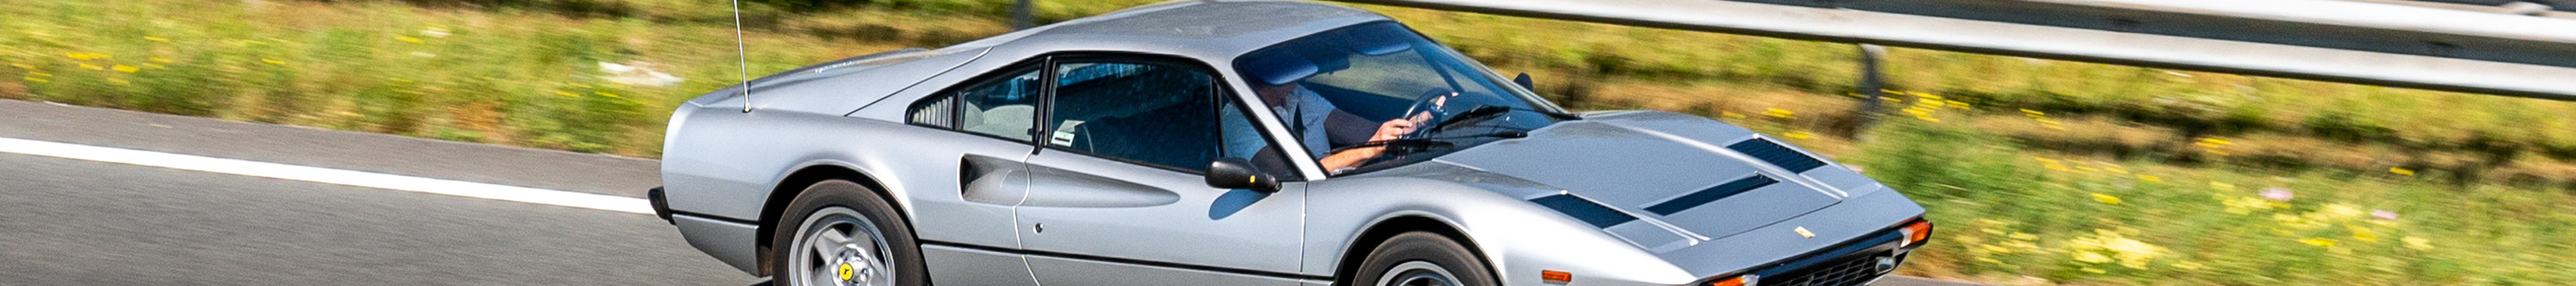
[1348, 89, 1460, 167]
[1399, 88, 1459, 139]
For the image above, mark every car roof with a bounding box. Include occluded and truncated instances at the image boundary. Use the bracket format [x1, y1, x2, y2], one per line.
[955, 0, 1394, 63]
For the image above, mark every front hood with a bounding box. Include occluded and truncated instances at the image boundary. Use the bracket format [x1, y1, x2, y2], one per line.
[1428, 111, 1867, 248]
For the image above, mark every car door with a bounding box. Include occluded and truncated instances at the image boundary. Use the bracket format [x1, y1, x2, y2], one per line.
[1016, 57, 1310, 285]
[900, 63, 1046, 286]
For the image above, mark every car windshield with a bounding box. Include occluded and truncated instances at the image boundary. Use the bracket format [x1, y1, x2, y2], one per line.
[1233, 21, 1566, 175]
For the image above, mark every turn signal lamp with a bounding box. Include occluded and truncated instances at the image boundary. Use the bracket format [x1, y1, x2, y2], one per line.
[1707, 274, 1757, 286]
[1539, 270, 1572, 284]
[1899, 219, 1934, 247]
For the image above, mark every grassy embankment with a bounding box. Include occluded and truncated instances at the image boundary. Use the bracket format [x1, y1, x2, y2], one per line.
[4, 0, 2572, 284]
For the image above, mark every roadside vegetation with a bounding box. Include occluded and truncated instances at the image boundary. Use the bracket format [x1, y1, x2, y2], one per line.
[4, 0, 2572, 284]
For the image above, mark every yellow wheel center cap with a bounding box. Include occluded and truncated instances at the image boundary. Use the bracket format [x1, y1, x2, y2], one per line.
[838, 263, 854, 281]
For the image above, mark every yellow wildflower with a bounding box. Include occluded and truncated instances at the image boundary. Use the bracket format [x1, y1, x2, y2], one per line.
[2137, 174, 2161, 182]
[2072, 251, 2111, 264]
[1784, 130, 1813, 139]
[2210, 181, 2235, 190]
[2390, 167, 2415, 176]
[2319, 204, 2365, 220]
[2091, 193, 2122, 205]
[555, 90, 578, 97]
[2021, 109, 2044, 116]
[2300, 238, 2337, 248]
[2223, 196, 2273, 214]
[1720, 111, 1746, 119]
[78, 63, 103, 70]
[2067, 229, 2165, 269]
[2196, 138, 2232, 147]
[596, 91, 620, 98]
[2174, 261, 2204, 271]
[1764, 108, 1794, 119]
[1946, 100, 1970, 109]
[151, 57, 174, 63]
[2402, 237, 2433, 250]
[112, 65, 139, 72]
[145, 36, 169, 42]
[397, 36, 424, 43]
[261, 58, 285, 65]
[2349, 225, 2378, 242]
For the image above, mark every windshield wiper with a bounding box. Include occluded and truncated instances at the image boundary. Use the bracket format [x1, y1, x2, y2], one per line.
[1326, 130, 1532, 155]
[1428, 105, 1579, 132]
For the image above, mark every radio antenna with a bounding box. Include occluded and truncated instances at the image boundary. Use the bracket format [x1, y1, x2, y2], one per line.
[731, 0, 753, 113]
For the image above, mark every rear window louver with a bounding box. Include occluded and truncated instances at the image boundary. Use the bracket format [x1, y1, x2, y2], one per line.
[1727, 139, 1827, 172]
[1530, 194, 1637, 228]
[1645, 175, 1779, 215]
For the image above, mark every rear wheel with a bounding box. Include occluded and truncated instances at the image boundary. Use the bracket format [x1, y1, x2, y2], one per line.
[771, 180, 926, 286]
[1354, 231, 1496, 286]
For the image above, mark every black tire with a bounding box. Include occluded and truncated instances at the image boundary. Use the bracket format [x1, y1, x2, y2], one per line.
[1352, 231, 1498, 286]
[769, 180, 928, 286]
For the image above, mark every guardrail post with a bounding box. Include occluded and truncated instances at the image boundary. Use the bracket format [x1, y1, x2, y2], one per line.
[1847, 44, 1888, 139]
[1012, 0, 1037, 29]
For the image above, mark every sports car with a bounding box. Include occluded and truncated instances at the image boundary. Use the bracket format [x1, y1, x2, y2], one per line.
[649, 1, 1934, 285]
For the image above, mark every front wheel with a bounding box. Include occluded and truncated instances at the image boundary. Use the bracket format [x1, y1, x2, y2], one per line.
[771, 180, 927, 286]
[1353, 231, 1497, 286]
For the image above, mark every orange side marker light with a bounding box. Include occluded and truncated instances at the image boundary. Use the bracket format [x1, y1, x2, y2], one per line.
[1540, 270, 1573, 284]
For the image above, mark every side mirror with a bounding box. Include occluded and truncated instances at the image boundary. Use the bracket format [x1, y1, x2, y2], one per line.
[1206, 158, 1281, 193]
[1513, 72, 1535, 90]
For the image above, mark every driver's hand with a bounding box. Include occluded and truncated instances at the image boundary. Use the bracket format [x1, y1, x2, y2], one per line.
[1371, 119, 1416, 142]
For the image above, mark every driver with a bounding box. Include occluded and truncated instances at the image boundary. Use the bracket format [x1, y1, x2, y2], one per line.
[1229, 48, 1441, 175]
[1249, 80, 1434, 174]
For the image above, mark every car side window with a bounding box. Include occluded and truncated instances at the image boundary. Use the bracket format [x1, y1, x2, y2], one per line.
[1219, 89, 1302, 180]
[1043, 61, 1232, 172]
[950, 66, 1044, 142]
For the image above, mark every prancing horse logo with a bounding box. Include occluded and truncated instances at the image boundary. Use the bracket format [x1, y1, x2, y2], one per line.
[1794, 226, 1815, 239]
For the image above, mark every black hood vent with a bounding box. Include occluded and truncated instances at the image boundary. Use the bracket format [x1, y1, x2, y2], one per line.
[1645, 174, 1779, 215]
[1530, 194, 1637, 228]
[1728, 139, 1826, 172]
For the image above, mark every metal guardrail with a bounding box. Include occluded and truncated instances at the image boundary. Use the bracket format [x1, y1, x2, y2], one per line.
[1328, 0, 2576, 101]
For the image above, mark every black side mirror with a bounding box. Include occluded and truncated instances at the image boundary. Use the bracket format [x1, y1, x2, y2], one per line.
[1206, 158, 1280, 193]
[1513, 72, 1535, 90]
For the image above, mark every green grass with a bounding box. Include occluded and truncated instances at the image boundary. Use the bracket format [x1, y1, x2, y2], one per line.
[4, 0, 2574, 284]
[1853, 121, 2576, 284]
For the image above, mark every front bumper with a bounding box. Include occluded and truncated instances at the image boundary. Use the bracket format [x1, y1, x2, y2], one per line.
[648, 187, 674, 224]
[1630, 186, 1930, 286]
[1706, 223, 1925, 286]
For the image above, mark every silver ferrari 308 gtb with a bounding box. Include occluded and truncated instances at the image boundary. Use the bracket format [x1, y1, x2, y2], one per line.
[648, 1, 1933, 286]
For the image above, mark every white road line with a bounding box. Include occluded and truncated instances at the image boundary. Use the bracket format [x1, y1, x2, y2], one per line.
[0, 137, 655, 214]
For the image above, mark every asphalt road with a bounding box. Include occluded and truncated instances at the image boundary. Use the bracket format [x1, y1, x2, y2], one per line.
[0, 99, 1981, 286]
